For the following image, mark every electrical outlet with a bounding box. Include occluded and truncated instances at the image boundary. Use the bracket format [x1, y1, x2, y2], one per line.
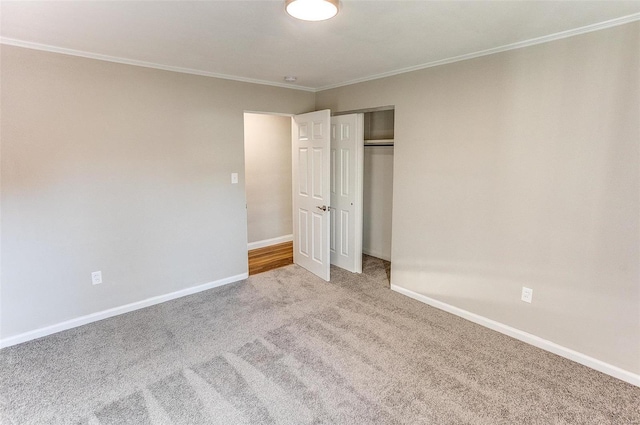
[231, 173, 238, 184]
[521, 287, 533, 303]
[92, 271, 102, 285]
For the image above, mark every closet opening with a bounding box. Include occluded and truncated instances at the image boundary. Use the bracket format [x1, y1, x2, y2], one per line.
[361, 108, 394, 282]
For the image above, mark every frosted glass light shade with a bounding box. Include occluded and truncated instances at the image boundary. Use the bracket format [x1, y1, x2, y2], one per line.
[285, 0, 339, 21]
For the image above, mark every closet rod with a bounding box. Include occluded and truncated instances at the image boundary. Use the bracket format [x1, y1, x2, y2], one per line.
[364, 143, 394, 147]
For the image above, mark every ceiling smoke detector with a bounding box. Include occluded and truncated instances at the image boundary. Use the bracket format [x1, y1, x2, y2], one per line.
[285, 0, 339, 22]
[284, 76, 298, 83]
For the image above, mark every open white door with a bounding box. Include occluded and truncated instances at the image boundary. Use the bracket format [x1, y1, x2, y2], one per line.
[330, 114, 364, 273]
[292, 110, 331, 281]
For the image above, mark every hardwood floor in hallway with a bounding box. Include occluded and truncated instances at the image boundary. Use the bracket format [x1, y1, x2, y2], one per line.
[248, 241, 293, 275]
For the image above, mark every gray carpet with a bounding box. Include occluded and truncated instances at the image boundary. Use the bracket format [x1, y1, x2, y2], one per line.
[1, 255, 638, 424]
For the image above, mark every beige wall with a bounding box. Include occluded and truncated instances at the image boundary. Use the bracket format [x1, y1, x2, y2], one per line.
[363, 146, 394, 261]
[1, 22, 638, 377]
[244, 113, 293, 244]
[316, 22, 640, 374]
[0, 46, 315, 338]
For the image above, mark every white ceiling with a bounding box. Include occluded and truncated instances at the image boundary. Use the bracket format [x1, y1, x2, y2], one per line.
[2, 1, 639, 91]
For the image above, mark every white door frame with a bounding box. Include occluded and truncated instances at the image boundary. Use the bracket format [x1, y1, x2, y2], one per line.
[242, 111, 294, 256]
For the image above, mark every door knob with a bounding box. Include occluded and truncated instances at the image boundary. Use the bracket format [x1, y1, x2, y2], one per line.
[316, 205, 328, 211]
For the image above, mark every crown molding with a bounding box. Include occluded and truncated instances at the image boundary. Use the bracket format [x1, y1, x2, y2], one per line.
[316, 12, 640, 92]
[0, 37, 316, 92]
[2, 12, 638, 93]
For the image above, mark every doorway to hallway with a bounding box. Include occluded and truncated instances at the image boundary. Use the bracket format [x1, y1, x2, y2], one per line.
[243, 107, 394, 279]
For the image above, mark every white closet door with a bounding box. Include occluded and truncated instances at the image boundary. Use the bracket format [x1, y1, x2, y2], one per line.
[330, 114, 363, 273]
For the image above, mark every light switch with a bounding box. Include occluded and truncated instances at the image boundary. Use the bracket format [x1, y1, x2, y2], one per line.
[231, 173, 238, 184]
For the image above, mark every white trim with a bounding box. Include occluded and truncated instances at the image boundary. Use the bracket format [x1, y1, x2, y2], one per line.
[2, 14, 638, 93]
[363, 249, 391, 262]
[317, 13, 640, 91]
[244, 111, 295, 117]
[0, 37, 316, 92]
[390, 284, 640, 388]
[0, 273, 248, 349]
[247, 234, 293, 250]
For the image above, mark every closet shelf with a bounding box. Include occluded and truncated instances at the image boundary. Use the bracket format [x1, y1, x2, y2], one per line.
[364, 139, 394, 147]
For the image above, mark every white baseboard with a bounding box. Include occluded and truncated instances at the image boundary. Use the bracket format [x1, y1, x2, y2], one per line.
[248, 234, 293, 250]
[362, 248, 391, 262]
[390, 284, 640, 388]
[0, 273, 248, 349]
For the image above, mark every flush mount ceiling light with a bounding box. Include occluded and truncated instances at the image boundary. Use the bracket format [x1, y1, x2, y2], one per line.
[285, 0, 339, 21]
